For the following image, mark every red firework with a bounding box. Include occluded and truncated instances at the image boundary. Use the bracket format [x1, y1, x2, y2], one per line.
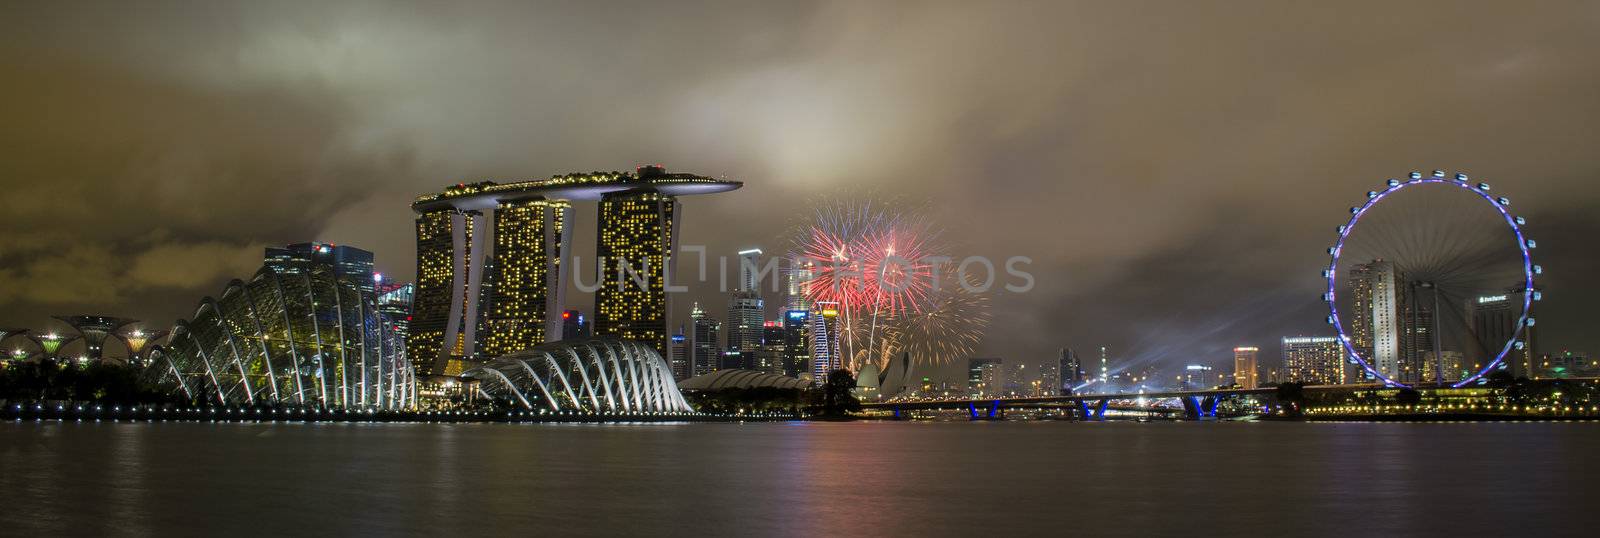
[793, 205, 938, 316]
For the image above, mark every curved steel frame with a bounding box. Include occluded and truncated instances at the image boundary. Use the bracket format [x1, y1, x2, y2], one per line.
[465, 338, 692, 413]
[1325, 171, 1536, 388]
[152, 266, 416, 409]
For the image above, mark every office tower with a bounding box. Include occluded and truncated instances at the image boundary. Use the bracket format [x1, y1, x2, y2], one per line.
[1282, 336, 1345, 385]
[690, 303, 722, 377]
[810, 302, 841, 385]
[376, 282, 414, 339]
[1059, 347, 1082, 391]
[1233, 346, 1259, 389]
[756, 321, 787, 375]
[1003, 363, 1025, 396]
[1472, 289, 1537, 379]
[1037, 361, 1060, 397]
[409, 167, 741, 376]
[481, 199, 572, 358]
[727, 248, 766, 356]
[782, 310, 811, 377]
[1350, 260, 1401, 381]
[967, 358, 1001, 397]
[264, 242, 378, 297]
[560, 309, 589, 340]
[785, 258, 814, 312]
[1182, 364, 1214, 388]
[669, 330, 690, 380]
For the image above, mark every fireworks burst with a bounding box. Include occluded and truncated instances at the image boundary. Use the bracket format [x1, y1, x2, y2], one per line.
[786, 195, 989, 370]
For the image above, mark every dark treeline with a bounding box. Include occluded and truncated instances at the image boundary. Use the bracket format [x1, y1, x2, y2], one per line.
[0, 360, 179, 404]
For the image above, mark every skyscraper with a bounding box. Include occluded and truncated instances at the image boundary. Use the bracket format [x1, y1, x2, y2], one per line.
[481, 199, 572, 358]
[785, 258, 814, 312]
[409, 167, 741, 377]
[409, 205, 489, 377]
[967, 357, 1001, 397]
[264, 242, 377, 296]
[1059, 347, 1082, 391]
[669, 330, 690, 380]
[1233, 346, 1259, 389]
[596, 189, 678, 358]
[782, 310, 811, 377]
[690, 302, 722, 377]
[1472, 289, 1537, 379]
[756, 321, 787, 375]
[811, 302, 841, 385]
[1350, 260, 1401, 381]
[376, 282, 414, 341]
[1282, 336, 1345, 385]
[726, 249, 766, 356]
[1037, 361, 1060, 397]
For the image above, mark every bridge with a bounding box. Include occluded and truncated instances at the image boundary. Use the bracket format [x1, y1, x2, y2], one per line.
[861, 384, 1366, 421]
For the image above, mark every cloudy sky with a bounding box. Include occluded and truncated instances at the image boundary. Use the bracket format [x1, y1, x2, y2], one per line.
[3, 1, 1598, 378]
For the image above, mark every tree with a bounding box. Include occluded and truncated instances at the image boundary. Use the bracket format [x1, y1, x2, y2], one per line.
[1275, 381, 1306, 416]
[815, 369, 861, 417]
[1395, 387, 1423, 405]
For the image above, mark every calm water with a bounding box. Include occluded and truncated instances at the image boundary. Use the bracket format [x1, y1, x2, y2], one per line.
[2, 420, 1598, 537]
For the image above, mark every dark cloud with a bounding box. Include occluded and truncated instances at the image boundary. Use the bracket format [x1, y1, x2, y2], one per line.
[3, 1, 1598, 377]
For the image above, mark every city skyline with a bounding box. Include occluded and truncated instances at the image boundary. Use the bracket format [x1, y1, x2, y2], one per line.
[4, 2, 1600, 382]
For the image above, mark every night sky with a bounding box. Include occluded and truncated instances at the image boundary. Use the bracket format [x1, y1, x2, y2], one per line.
[3, 1, 1598, 379]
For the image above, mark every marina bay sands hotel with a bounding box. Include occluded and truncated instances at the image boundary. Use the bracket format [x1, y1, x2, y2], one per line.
[409, 165, 741, 377]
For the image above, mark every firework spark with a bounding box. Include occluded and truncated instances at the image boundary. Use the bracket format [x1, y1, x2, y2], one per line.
[786, 195, 988, 370]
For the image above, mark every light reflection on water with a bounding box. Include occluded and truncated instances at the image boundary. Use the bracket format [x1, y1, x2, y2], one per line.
[2, 421, 1597, 536]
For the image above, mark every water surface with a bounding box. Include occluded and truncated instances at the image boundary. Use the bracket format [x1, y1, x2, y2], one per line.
[3, 421, 1596, 536]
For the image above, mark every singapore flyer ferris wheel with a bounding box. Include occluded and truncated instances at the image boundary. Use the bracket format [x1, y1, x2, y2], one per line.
[1324, 170, 1539, 388]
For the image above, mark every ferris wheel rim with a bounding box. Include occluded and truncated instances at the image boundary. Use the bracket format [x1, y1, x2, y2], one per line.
[1323, 171, 1536, 389]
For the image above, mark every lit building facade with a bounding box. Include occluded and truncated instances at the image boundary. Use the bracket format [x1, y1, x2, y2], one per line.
[1037, 361, 1059, 397]
[1233, 346, 1259, 389]
[596, 190, 678, 358]
[1059, 347, 1082, 391]
[967, 357, 1001, 397]
[690, 303, 721, 377]
[481, 199, 572, 358]
[1350, 260, 1401, 381]
[265, 242, 377, 297]
[782, 310, 811, 378]
[810, 302, 841, 385]
[376, 282, 413, 342]
[1472, 289, 1536, 379]
[669, 330, 690, 380]
[409, 166, 741, 376]
[1282, 336, 1345, 385]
